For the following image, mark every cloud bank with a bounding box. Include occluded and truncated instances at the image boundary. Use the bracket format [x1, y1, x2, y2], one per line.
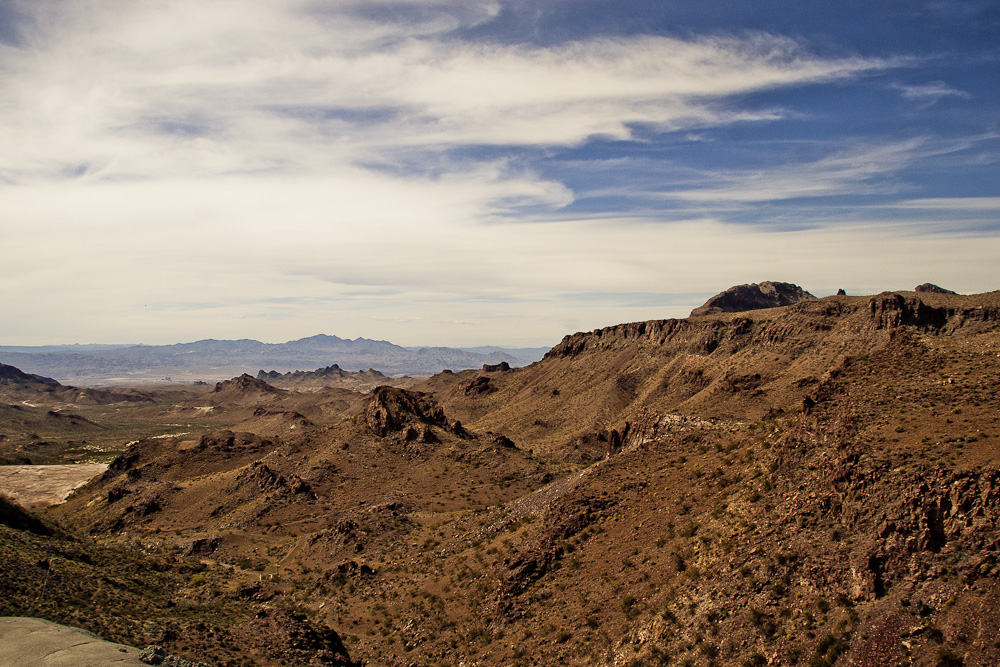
[1, 1, 997, 346]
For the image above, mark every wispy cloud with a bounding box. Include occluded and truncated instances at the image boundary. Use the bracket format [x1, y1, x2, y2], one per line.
[0, 3, 889, 187]
[893, 80, 971, 106]
[893, 197, 1000, 210]
[661, 135, 989, 204]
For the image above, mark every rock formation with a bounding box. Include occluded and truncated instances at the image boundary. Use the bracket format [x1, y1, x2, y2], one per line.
[690, 281, 816, 316]
[914, 283, 958, 295]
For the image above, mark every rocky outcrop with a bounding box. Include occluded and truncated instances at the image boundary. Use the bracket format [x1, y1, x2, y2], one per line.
[225, 608, 355, 666]
[363, 386, 448, 437]
[461, 375, 495, 397]
[195, 430, 272, 454]
[234, 462, 312, 497]
[867, 293, 947, 329]
[213, 374, 279, 395]
[866, 292, 1000, 332]
[482, 362, 511, 372]
[690, 281, 816, 317]
[914, 283, 958, 295]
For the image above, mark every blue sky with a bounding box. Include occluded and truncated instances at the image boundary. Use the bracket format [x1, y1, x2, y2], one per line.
[1, 0, 998, 347]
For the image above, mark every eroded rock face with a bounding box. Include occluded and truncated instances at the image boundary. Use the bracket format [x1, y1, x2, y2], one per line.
[482, 362, 511, 372]
[461, 375, 495, 397]
[690, 281, 816, 317]
[363, 386, 447, 437]
[866, 293, 949, 330]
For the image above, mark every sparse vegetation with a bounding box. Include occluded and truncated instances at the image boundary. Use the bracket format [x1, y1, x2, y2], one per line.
[3, 290, 1000, 666]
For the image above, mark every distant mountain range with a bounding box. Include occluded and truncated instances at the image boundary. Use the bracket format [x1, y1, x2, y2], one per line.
[0, 335, 552, 386]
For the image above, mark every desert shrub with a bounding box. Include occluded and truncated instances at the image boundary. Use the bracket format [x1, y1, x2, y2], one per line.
[622, 595, 637, 617]
[810, 632, 849, 667]
[935, 647, 964, 667]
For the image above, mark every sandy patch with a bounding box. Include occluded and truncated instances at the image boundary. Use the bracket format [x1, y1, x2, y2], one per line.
[0, 464, 108, 508]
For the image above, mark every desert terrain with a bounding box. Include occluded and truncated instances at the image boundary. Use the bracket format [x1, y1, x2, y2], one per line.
[2, 283, 1000, 667]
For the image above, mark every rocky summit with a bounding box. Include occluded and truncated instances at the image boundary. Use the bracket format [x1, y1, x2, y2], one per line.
[2, 285, 1000, 667]
[690, 280, 816, 316]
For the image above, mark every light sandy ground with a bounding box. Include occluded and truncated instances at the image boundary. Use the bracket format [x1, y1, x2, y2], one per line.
[0, 617, 147, 666]
[0, 464, 107, 508]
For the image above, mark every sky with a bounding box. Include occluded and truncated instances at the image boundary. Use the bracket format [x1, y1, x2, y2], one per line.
[1, 0, 998, 347]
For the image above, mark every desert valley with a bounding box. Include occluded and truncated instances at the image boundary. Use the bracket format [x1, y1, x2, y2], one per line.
[2, 282, 1000, 667]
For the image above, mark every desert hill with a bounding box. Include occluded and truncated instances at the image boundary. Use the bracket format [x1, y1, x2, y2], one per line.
[2, 286, 1000, 666]
[0, 362, 155, 407]
[421, 290, 1000, 460]
[0, 363, 61, 389]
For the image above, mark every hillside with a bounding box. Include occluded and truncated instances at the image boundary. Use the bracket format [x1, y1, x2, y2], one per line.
[2, 288, 999, 666]
[422, 290, 1000, 459]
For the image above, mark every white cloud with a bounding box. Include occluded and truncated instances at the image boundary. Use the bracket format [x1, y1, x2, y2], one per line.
[894, 81, 971, 105]
[0, 3, 888, 185]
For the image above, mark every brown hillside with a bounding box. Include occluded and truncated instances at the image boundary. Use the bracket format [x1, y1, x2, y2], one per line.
[421, 291, 1000, 460]
[3, 287, 999, 667]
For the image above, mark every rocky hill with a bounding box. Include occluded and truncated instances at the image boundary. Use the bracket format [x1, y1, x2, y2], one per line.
[3, 287, 1000, 667]
[690, 280, 816, 316]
